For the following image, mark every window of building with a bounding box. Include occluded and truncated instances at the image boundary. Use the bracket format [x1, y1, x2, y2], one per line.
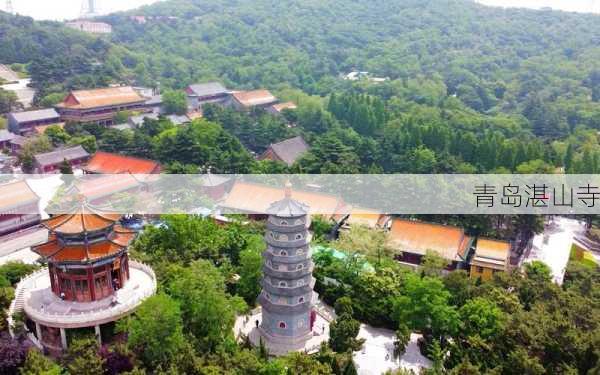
[297, 248, 304, 255]
[279, 281, 287, 287]
[295, 233, 303, 240]
[297, 279, 304, 286]
[297, 264, 304, 270]
[280, 220, 288, 225]
[279, 322, 286, 329]
[280, 250, 288, 256]
[298, 297, 305, 303]
[477, 266, 484, 273]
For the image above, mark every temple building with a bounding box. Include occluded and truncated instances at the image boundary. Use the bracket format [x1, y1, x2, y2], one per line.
[10, 201, 156, 354]
[0, 180, 40, 236]
[55, 87, 147, 125]
[469, 238, 510, 281]
[258, 136, 309, 167]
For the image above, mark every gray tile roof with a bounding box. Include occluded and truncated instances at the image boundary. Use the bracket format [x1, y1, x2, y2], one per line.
[34, 145, 89, 167]
[187, 82, 228, 97]
[268, 136, 309, 166]
[0, 130, 15, 143]
[129, 113, 159, 127]
[10, 135, 28, 146]
[166, 114, 190, 125]
[145, 95, 162, 106]
[9, 108, 60, 124]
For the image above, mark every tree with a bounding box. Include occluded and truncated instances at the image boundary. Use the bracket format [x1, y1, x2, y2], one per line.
[524, 261, 552, 283]
[329, 313, 365, 353]
[162, 90, 188, 115]
[393, 273, 459, 338]
[336, 225, 391, 265]
[44, 125, 70, 146]
[166, 260, 246, 352]
[0, 89, 18, 113]
[20, 349, 62, 375]
[421, 251, 449, 277]
[334, 296, 354, 317]
[458, 298, 504, 340]
[393, 324, 411, 359]
[120, 294, 185, 370]
[0, 333, 29, 375]
[236, 243, 264, 306]
[62, 337, 105, 375]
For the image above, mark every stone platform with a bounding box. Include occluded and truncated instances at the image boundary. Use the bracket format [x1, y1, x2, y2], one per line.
[234, 303, 333, 356]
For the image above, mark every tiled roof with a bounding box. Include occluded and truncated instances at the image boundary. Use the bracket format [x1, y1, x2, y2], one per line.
[389, 219, 473, 261]
[129, 113, 159, 127]
[43, 203, 121, 234]
[271, 101, 297, 112]
[341, 207, 386, 229]
[0, 180, 39, 211]
[0, 129, 15, 143]
[9, 108, 60, 124]
[33, 225, 135, 263]
[74, 174, 142, 201]
[165, 114, 190, 125]
[219, 181, 348, 218]
[34, 145, 89, 167]
[9, 135, 27, 146]
[471, 238, 510, 270]
[83, 151, 161, 174]
[232, 90, 278, 107]
[56, 86, 145, 110]
[264, 136, 309, 166]
[187, 82, 228, 97]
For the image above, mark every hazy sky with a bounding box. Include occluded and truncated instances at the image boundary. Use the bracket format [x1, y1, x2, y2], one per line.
[1, 0, 163, 20]
[476, 0, 600, 13]
[1, 0, 599, 20]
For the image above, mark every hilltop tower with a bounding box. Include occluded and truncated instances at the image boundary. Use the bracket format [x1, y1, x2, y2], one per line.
[81, 0, 98, 18]
[256, 182, 318, 355]
[5, 0, 13, 14]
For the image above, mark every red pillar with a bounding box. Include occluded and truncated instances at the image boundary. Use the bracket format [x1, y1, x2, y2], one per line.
[87, 267, 95, 301]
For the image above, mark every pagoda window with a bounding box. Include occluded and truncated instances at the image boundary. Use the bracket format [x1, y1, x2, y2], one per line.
[279, 322, 286, 329]
[280, 220, 288, 225]
[297, 248, 304, 255]
[297, 279, 304, 286]
[294, 219, 304, 225]
[297, 264, 304, 270]
[298, 297, 305, 303]
[265, 293, 271, 300]
[279, 281, 287, 287]
[280, 250, 288, 256]
[279, 234, 288, 241]
[295, 233, 303, 240]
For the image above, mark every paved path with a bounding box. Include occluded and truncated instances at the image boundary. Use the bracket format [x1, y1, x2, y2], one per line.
[1, 78, 35, 108]
[525, 217, 586, 284]
[354, 326, 431, 375]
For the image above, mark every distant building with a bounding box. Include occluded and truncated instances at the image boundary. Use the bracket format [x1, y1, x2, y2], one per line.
[128, 113, 159, 128]
[65, 20, 112, 34]
[0, 129, 15, 150]
[33, 145, 90, 174]
[229, 90, 279, 111]
[7, 109, 61, 135]
[219, 181, 349, 221]
[143, 95, 163, 114]
[259, 136, 309, 167]
[8, 135, 27, 155]
[267, 101, 297, 116]
[55, 87, 147, 125]
[388, 218, 474, 270]
[83, 151, 161, 175]
[0, 180, 41, 236]
[469, 238, 510, 281]
[186, 82, 230, 110]
[165, 114, 191, 126]
[200, 174, 232, 201]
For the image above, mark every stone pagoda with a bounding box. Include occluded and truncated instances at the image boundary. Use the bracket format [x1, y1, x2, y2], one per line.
[256, 182, 318, 355]
[9, 200, 156, 354]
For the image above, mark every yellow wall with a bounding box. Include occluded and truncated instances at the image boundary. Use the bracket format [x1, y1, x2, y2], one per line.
[470, 265, 499, 281]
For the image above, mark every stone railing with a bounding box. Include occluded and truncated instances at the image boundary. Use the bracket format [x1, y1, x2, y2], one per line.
[20, 260, 156, 328]
[8, 268, 47, 337]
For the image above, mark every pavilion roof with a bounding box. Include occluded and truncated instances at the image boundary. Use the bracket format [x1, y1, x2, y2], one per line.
[0, 180, 39, 212]
[33, 225, 135, 263]
[470, 238, 510, 270]
[42, 202, 122, 235]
